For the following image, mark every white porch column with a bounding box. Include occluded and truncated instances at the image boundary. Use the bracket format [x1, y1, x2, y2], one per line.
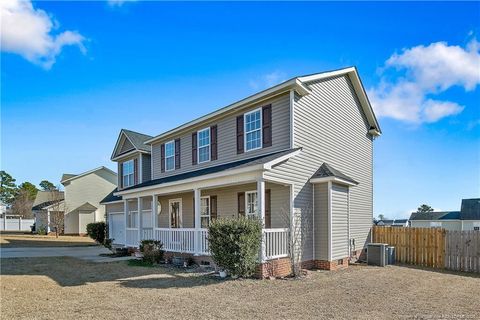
[47, 211, 51, 233]
[151, 195, 157, 229]
[124, 200, 128, 246]
[137, 197, 141, 246]
[257, 179, 266, 262]
[194, 188, 201, 255]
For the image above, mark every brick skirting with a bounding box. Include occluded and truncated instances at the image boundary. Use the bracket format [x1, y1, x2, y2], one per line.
[256, 257, 292, 278]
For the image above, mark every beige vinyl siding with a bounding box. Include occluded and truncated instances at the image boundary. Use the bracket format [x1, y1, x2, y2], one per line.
[463, 221, 480, 231]
[331, 183, 349, 260]
[63, 170, 117, 234]
[314, 183, 329, 260]
[156, 192, 194, 228]
[265, 74, 374, 261]
[151, 93, 291, 179]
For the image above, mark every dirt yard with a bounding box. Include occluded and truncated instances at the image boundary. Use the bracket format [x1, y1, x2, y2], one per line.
[1, 257, 479, 320]
[0, 233, 96, 247]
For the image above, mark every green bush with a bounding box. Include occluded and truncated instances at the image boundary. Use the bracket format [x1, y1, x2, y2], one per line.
[139, 240, 164, 265]
[86, 222, 106, 243]
[37, 225, 47, 235]
[208, 218, 262, 277]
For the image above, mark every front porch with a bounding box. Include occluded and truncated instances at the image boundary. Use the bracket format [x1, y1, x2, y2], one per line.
[122, 180, 291, 261]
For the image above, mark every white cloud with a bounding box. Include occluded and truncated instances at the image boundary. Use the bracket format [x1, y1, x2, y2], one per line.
[0, 0, 86, 69]
[249, 71, 287, 90]
[368, 38, 480, 123]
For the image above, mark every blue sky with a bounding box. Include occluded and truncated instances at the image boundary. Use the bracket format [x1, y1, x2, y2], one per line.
[1, 1, 479, 218]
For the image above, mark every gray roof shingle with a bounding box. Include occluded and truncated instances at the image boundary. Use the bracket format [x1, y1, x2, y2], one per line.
[409, 211, 461, 221]
[122, 129, 153, 153]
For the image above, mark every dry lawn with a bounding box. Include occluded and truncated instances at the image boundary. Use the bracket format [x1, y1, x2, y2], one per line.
[0, 233, 96, 248]
[1, 257, 479, 320]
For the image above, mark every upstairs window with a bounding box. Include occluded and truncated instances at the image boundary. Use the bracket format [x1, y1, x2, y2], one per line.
[198, 128, 210, 163]
[122, 160, 134, 187]
[244, 109, 262, 152]
[165, 141, 175, 171]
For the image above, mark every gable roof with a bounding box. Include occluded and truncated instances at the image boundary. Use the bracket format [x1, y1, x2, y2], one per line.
[460, 198, 480, 220]
[61, 174, 76, 182]
[33, 190, 64, 207]
[116, 148, 301, 194]
[60, 166, 117, 184]
[144, 67, 381, 145]
[32, 199, 64, 211]
[73, 202, 98, 212]
[409, 211, 461, 221]
[111, 129, 153, 160]
[312, 163, 358, 185]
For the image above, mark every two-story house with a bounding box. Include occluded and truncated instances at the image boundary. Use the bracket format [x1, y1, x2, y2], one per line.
[101, 67, 381, 276]
[62, 167, 117, 235]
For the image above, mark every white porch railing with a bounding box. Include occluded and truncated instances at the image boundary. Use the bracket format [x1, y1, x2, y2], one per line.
[127, 227, 289, 261]
[263, 228, 289, 260]
[154, 228, 197, 254]
[126, 228, 139, 247]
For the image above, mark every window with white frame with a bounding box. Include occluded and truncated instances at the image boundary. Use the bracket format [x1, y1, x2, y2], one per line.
[200, 196, 210, 228]
[127, 210, 138, 228]
[198, 128, 210, 163]
[245, 191, 258, 218]
[244, 109, 262, 151]
[165, 141, 175, 171]
[122, 160, 134, 187]
[430, 221, 442, 228]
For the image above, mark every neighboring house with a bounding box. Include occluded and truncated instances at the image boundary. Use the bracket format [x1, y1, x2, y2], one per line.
[0, 201, 6, 218]
[101, 67, 381, 276]
[409, 198, 480, 231]
[376, 219, 409, 227]
[32, 190, 65, 232]
[62, 167, 117, 235]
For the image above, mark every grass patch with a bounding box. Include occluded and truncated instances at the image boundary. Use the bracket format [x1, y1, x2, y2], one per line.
[127, 259, 156, 268]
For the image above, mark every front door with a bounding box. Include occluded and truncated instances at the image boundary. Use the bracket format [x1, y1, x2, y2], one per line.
[169, 199, 182, 228]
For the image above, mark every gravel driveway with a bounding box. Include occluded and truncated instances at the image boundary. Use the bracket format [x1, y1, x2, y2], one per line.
[1, 257, 479, 320]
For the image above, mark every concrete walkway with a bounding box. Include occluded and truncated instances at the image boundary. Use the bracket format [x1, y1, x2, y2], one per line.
[0, 246, 134, 263]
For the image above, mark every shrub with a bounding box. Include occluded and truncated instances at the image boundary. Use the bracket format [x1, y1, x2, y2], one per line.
[208, 218, 262, 277]
[104, 238, 114, 251]
[86, 222, 106, 243]
[37, 225, 47, 235]
[139, 240, 164, 265]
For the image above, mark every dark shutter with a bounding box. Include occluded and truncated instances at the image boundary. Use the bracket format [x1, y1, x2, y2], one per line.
[236, 115, 244, 154]
[265, 189, 271, 228]
[133, 158, 138, 185]
[192, 132, 198, 165]
[160, 144, 165, 173]
[119, 162, 123, 189]
[238, 192, 245, 217]
[262, 104, 272, 147]
[210, 125, 218, 161]
[210, 195, 218, 220]
[175, 139, 181, 169]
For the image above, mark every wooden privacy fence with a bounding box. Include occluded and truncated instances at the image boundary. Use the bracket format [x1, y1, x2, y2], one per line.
[372, 226, 480, 273]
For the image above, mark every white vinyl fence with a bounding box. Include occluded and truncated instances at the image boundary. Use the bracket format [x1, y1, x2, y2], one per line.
[0, 217, 35, 231]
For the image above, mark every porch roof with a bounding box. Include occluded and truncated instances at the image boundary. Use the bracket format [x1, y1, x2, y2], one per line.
[119, 148, 300, 193]
[100, 188, 121, 204]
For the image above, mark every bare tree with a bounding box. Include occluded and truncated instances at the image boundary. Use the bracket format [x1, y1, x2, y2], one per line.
[47, 189, 66, 238]
[281, 204, 313, 278]
[11, 189, 34, 218]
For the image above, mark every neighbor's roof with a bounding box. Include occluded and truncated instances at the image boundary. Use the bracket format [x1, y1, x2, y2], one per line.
[144, 67, 381, 145]
[117, 148, 300, 194]
[100, 188, 122, 204]
[71, 202, 98, 212]
[409, 211, 461, 221]
[61, 166, 117, 184]
[460, 198, 480, 220]
[32, 190, 64, 207]
[311, 163, 358, 185]
[32, 199, 64, 211]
